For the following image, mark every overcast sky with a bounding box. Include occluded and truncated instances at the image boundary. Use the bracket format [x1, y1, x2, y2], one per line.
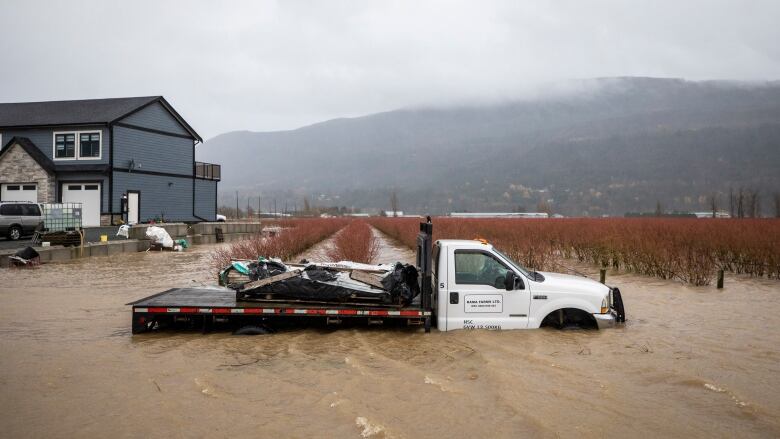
[1, 0, 779, 138]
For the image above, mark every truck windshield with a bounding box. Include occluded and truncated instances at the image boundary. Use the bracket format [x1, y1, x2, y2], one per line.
[493, 248, 532, 278]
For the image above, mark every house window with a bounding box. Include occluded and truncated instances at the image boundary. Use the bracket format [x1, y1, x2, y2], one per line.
[80, 133, 100, 158]
[55, 133, 76, 158]
[53, 131, 101, 160]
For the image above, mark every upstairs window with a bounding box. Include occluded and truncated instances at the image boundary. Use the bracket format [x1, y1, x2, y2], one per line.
[55, 133, 76, 158]
[80, 133, 100, 158]
[53, 131, 101, 160]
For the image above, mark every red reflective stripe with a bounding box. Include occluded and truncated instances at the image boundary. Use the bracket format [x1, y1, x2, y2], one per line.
[141, 306, 422, 316]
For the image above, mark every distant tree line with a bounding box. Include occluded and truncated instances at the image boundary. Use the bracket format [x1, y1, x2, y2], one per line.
[727, 187, 775, 218]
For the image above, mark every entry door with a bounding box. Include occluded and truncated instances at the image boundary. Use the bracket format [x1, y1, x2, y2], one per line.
[62, 183, 101, 227]
[1, 183, 38, 202]
[445, 249, 530, 330]
[127, 191, 140, 225]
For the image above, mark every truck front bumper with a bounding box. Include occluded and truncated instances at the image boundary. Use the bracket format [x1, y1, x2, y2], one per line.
[593, 311, 617, 329]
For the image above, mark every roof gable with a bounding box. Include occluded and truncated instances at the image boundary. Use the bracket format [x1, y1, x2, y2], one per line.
[115, 98, 201, 141]
[0, 136, 55, 174]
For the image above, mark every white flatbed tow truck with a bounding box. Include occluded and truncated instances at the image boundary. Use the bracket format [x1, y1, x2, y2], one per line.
[129, 221, 625, 334]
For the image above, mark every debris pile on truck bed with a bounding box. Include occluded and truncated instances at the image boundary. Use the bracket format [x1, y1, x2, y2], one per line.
[219, 258, 419, 307]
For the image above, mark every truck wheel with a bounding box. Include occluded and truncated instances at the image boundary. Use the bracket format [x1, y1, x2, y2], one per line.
[233, 325, 272, 335]
[8, 225, 22, 240]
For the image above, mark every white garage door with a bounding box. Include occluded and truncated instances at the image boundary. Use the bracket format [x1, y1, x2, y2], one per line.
[1, 183, 38, 202]
[62, 183, 101, 227]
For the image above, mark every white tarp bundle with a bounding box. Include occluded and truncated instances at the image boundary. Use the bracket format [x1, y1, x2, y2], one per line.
[145, 226, 174, 248]
[311, 261, 393, 272]
[116, 224, 130, 238]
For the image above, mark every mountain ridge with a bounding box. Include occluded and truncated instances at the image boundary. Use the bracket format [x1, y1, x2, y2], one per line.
[198, 77, 780, 215]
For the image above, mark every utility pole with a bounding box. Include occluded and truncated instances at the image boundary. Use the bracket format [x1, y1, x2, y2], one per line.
[235, 191, 239, 219]
[274, 199, 277, 217]
[257, 196, 261, 215]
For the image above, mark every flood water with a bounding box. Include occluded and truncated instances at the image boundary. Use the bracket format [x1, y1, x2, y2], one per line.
[294, 226, 415, 265]
[1, 240, 780, 438]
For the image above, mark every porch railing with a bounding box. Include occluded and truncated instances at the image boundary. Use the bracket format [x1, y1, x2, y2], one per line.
[195, 162, 221, 181]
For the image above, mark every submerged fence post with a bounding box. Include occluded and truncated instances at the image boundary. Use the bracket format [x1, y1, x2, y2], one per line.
[599, 268, 606, 284]
[717, 270, 724, 289]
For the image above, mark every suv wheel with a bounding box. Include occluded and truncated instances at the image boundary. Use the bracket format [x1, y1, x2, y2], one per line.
[8, 225, 22, 240]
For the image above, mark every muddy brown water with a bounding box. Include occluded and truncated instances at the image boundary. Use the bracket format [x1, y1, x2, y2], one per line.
[1, 239, 780, 438]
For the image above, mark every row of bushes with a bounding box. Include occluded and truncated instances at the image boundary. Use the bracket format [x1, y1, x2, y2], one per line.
[326, 220, 381, 264]
[210, 218, 349, 270]
[368, 217, 780, 286]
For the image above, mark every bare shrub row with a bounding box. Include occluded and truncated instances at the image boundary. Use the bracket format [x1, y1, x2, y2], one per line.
[369, 217, 780, 286]
[211, 218, 349, 270]
[326, 220, 381, 264]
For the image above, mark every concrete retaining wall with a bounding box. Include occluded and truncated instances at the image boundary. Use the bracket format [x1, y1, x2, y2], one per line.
[190, 222, 262, 235]
[127, 223, 190, 240]
[1, 222, 261, 267]
[187, 222, 261, 245]
[189, 232, 255, 245]
[0, 240, 144, 267]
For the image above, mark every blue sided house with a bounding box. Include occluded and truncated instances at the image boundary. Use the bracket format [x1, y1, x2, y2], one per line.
[0, 96, 219, 226]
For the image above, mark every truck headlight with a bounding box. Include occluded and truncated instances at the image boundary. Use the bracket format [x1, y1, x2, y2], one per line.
[600, 297, 609, 314]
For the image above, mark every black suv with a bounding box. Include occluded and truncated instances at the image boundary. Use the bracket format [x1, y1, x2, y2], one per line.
[0, 201, 44, 240]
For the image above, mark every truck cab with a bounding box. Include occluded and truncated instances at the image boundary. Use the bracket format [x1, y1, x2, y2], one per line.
[433, 239, 622, 331]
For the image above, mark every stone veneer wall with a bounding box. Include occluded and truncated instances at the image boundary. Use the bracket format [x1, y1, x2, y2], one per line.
[0, 143, 55, 202]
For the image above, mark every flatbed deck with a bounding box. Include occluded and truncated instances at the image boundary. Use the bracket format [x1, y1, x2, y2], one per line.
[129, 288, 431, 334]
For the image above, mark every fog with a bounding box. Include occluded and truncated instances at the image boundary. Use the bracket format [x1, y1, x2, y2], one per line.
[1, 0, 779, 137]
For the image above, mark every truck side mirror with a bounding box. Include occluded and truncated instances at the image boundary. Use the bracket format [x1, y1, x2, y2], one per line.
[504, 272, 516, 291]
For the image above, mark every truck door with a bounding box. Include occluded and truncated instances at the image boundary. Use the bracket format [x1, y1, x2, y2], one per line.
[445, 249, 530, 330]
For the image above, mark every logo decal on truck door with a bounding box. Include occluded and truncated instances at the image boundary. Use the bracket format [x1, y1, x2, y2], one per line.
[464, 294, 503, 313]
